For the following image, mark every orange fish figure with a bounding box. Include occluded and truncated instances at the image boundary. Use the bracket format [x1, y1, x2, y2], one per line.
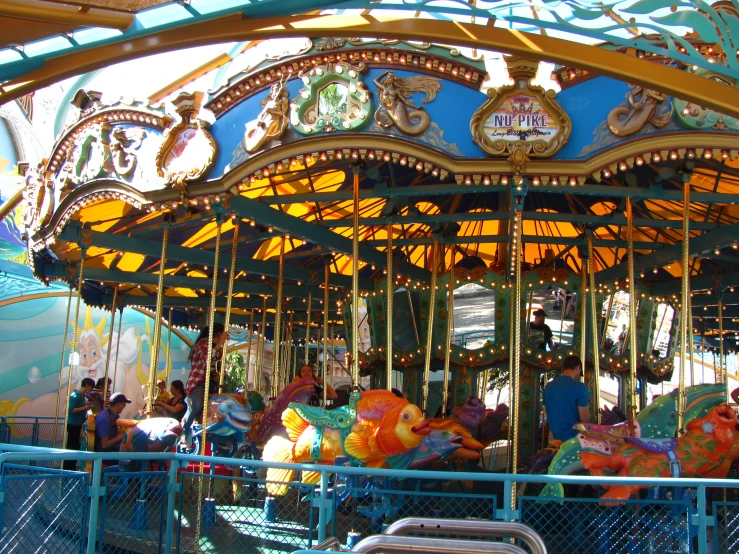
[264, 390, 430, 495]
[426, 418, 485, 460]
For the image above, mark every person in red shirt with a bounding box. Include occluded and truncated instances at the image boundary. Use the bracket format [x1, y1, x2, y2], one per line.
[181, 323, 228, 445]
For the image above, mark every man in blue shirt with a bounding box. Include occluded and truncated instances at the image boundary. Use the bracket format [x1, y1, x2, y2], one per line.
[543, 355, 590, 442]
[64, 377, 95, 470]
[95, 393, 131, 463]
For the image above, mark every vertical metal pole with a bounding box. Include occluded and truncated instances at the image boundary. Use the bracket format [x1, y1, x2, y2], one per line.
[318, 470, 329, 543]
[579, 259, 587, 361]
[720, 297, 727, 403]
[330, 322, 336, 390]
[678, 183, 690, 434]
[62, 252, 86, 451]
[421, 239, 439, 415]
[272, 238, 285, 399]
[351, 172, 360, 386]
[221, 221, 239, 393]
[195, 216, 222, 548]
[163, 458, 178, 554]
[305, 291, 312, 365]
[386, 224, 393, 390]
[53, 286, 74, 448]
[111, 306, 123, 399]
[441, 244, 454, 416]
[625, 199, 637, 420]
[85, 458, 103, 554]
[510, 210, 522, 511]
[147, 224, 169, 415]
[102, 287, 118, 404]
[587, 236, 600, 424]
[258, 297, 267, 395]
[165, 307, 173, 383]
[245, 308, 254, 391]
[323, 265, 330, 405]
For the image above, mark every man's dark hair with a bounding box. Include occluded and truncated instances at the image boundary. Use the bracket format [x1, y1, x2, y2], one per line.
[81, 378, 96, 388]
[562, 355, 582, 372]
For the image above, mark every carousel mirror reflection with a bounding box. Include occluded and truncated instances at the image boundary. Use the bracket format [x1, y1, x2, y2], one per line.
[451, 282, 496, 350]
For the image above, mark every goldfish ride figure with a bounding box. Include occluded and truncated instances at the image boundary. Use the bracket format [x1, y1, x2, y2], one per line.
[263, 389, 430, 495]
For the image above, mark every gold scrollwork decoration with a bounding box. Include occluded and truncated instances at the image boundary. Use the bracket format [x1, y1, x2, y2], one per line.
[156, 92, 216, 194]
[470, 56, 571, 159]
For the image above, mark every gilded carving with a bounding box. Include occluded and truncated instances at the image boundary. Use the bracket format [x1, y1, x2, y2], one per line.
[673, 68, 738, 131]
[109, 127, 147, 177]
[156, 92, 216, 194]
[607, 84, 673, 137]
[470, 57, 570, 158]
[243, 82, 290, 153]
[373, 71, 442, 136]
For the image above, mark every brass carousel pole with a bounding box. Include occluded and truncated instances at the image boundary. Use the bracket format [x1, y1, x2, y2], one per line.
[195, 216, 222, 549]
[147, 223, 169, 416]
[421, 239, 439, 416]
[441, 244, 454, 416]
[579, 259, 586, 361]
[101, 286, 118, 404]
[688, 294, 695, 386]
[330, 322, 336, 390]
[509, 209, 523, 508]
[305, 291, 312, 366]
[165, 307, 173, 383]
[111, 302, 124, 402]
[720, 297, 728, 403]
[258, 297, 267, 395]
[53, 286, 74, 448]
[386, 224, 393, 390]
[245, 308, 254, 391]
[62, 251, 86, 452]
[678, 183, 690, 434]
[351, 171, 360, 387]
[271, 238, 285, 399]
[323, 264, 330, 406]
[587, 236, 600, 424]
[626, 199, 638, 420]
[220, 221, 240, 393]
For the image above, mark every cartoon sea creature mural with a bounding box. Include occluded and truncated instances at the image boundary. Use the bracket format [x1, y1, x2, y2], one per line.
[607, 84, 674, 137]
[373, 71, 442, 136]
[263, 390, 429, 495]
[257, 377, 316, 443]
[581, 404, 739, 502]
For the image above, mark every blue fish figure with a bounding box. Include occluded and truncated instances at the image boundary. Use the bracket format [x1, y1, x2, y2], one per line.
[387, 429, 463, 470]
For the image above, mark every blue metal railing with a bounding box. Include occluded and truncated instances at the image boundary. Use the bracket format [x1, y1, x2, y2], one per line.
[0, 415, 64, 448]
[0, 443, 736, 554]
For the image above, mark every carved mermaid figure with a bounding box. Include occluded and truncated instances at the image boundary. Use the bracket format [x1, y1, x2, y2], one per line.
[374, 71, 442, 136]
[607, 84, 674, 137]
[244, 82, 290, 153]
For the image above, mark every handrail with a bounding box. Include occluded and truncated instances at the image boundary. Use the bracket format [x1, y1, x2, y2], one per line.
[383, 518, 547, 554]
[352, 535, 528, 554]
[311, 537, 342, 551]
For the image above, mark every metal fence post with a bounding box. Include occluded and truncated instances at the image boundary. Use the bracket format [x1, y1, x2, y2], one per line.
[496, 479, 515, 522]
[0, 417, 5, 444]
[696, 484, 707, 554]
[31, 420, 39, 447]
[318, 469, 329, 543]
[86, 458, 103, 554]
[164, 460, 179, 553]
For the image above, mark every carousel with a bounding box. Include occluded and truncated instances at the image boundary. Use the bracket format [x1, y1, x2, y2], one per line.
[3, 0, 739, 552]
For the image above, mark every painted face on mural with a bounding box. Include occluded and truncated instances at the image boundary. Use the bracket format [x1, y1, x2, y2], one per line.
[73, 331, 106, 384]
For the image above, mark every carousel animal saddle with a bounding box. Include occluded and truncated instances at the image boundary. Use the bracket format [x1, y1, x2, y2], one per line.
[625, 436, 681, 476]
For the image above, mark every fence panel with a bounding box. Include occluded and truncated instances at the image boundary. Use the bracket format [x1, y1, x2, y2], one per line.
[713, 500, 739, 554]
[176, 469, 315, 554]
[521, 494, 694, 554]
[98, 470, 167, 553]
[0, 463, 88, 554]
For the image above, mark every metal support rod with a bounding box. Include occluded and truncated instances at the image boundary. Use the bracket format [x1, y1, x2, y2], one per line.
[305, 291, 312, 365]
[351, 171, 360, 386]
[720, 297, 727, 403]
[102, 286, 118, 404]
[352, 534, 528, 554]
[688, 294, 695, 386]
[441, 245, 454, 416]
[258, 297, 267, 395]
[62, 252, 86, 451]
[626, 199, 637, 419]
[579, 259, 586, 360]
[330, 322, 336, 391]
[323, 264, 330, 405]
[245, 308, 254, 391]
[147, 224, 169, 415]
[386, 224, 393, 390]
[221, 221, 240, 393]
[421, 239, 439, 415]
[511, 210, 522, 509]
[195, 217, 222, 549]
[53, 287, 74, 448]
[406, 287, 420, 346]
[165, 307, 173, 383]
[111, 304, 124, 402]
[272, 238, 285, 399]
[587, 236, 600, 424]
[678, 183, 690, 434]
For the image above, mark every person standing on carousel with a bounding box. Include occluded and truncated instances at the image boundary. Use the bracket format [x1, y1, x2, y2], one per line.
[180, 323, 228, 446]
[293, 364, 338, 406]
[543, 354, 590, 442]
[63, 377, 95, 470]
[529, 308, 556, 351]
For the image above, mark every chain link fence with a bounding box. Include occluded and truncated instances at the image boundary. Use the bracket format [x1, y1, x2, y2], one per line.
[713, 501, 739, 554]
[176, 469, 315, 553]
[0, 463, 88, 554]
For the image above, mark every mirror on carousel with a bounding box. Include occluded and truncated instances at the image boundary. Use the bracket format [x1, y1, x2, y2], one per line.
[650, 302, 675, 360]
[451, 282, 496, 350]
[524, 285, 576, 352]
[600, 290, 639, 356]
[346, 297, 372, 354]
